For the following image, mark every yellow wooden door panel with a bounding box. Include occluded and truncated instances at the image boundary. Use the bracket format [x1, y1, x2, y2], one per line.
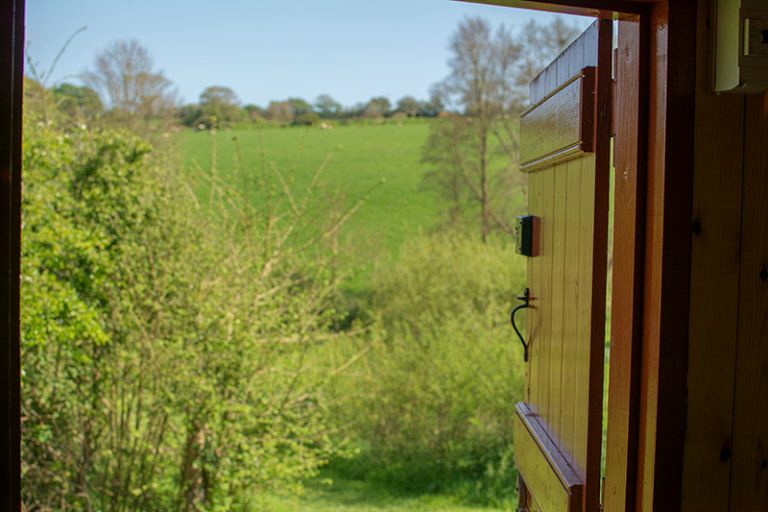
[514, 18, 611, 512]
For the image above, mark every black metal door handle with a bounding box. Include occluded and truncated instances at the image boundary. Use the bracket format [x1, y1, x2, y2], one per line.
[510, 288, 531, 362]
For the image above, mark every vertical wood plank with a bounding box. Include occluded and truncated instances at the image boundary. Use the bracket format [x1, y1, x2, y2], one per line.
[561, 156, 583, 463]
[584, 20, 612, 512]
[537, 164, 556, 423]
[636, 2, 697, 510]
[680, 1, 744, 510]
[528, 170, 544, 405]
[729, 91, 768, 511]
[603, 16, 647, 512]
[549, 162, 568, 441]
[574, 154, 596, 478]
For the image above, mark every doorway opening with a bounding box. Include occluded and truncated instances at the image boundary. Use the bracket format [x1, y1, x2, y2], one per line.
[20, 2, 601, 510]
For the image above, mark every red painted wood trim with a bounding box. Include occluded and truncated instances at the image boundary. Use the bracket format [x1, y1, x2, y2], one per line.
[636, 1, 697, 511]
[584, 17, 613, 512]
[603, 15, 648, 512]
[460, 0, 648, 17]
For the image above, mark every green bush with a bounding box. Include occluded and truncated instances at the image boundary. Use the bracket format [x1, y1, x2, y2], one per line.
[326, 234, 526, 506]
[21, 115, 345, 510]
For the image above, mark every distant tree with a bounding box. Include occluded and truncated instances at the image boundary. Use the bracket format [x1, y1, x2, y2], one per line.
[177, 103, 203, 127]
[314, 94, 342, 119]
[516, 18, 580, 92]
[395, 95, 421, 117]
[343, 102, 367, 119]
[198, 85, 243, 128]
[243, 104, 264, 121]
[363, 96, 391, 118]
[419, 88, 445, 117]
[266, 100, 294, 124]
[52, 83, 103, 122]
[293, 111, 320, 126]
[423, 17, 579, 241]
[264, 98, 318, 125]
[82, 39, 177, 128]
[286, 97, 312, 117]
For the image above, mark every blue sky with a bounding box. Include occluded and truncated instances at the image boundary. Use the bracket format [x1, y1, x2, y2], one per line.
[25, 0, 590, 107]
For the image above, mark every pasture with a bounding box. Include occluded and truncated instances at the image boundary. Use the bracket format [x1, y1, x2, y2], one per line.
[177, 121, 444, 291]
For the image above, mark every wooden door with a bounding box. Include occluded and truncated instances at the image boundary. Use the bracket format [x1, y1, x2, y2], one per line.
[514, 20, 612, 512]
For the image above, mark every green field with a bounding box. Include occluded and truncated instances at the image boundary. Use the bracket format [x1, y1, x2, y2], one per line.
[177, 121, 444, 290]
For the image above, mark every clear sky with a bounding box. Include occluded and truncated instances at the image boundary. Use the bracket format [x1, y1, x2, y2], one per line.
[25, 0, 590, 107]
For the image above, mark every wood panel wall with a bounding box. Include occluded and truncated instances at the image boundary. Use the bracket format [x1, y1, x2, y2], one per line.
[729, 89, 768, 511]
[681, 1, 744, 509]
[682, 1, 768, 510]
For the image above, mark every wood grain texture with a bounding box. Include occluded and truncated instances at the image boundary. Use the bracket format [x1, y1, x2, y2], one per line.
[549, 160, 567, 442]
[561, 153, 583, 464]
[636, 2, 697, 511]
[728, 91, 768, 511]
[603, 16, 647, 512]
[520, 70, 595, 173]
[680, 1, 744, 510]
[582, 20, 611, 512]
[514, 403, 583, 512]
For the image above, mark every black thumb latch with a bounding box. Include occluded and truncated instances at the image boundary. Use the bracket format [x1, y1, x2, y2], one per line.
[510, 288, 531, 362]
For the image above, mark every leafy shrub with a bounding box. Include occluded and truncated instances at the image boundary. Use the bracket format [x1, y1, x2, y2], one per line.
[21, 116, 345, 510]
[326, 234, 526, 506]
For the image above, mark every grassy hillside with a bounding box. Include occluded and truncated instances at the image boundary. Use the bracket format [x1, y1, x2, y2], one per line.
[177, 121, 443, 289]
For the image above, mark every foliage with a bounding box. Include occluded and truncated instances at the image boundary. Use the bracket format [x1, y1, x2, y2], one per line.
[325, 234, 526, 507]
[21, 111, 346, 510]
[194, 85, 245, 128]
[423, 17, 578, 240]
[82, 39, 178, 129]
[314, 94, 343, 119]
[363, 96, 392, 118]
[395, 95, 421, 117]
[52, 83, 104, 121]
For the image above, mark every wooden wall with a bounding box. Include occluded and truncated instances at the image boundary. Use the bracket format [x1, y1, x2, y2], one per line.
[682, 0, 768, 509]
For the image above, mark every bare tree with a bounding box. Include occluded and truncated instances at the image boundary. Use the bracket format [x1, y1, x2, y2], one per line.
[82, 39, 177, 127]
[423, 17, 579, 241]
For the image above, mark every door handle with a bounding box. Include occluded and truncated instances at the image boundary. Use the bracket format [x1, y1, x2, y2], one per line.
[510, 288, 531, 362]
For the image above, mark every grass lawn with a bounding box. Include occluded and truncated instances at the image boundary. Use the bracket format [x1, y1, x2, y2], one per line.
[261, 476, 510, 512]
[177, 121, 443, 291]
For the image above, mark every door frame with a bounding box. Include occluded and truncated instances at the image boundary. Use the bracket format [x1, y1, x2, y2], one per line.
[471, 1, 697, 511]
[1, 0, 25, 509]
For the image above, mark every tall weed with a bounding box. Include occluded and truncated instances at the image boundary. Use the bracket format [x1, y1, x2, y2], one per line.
[326, 234, 527, 506]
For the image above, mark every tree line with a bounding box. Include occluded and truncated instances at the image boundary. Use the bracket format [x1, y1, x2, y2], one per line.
[27, 38, 446, 132]
[180, 90, 447, 129]
[28, 16, 578, 136]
